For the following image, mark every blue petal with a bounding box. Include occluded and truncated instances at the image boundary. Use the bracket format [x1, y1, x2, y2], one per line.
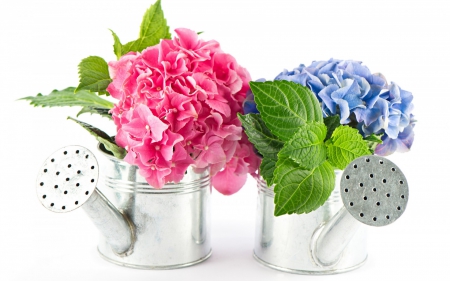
[363, 85, 383, 108]
[386, 114, 401, 139]
[318, 84, 339, 115]
[308, 79, 325, 95]
[334, 98, 351, 123]
[345, 61, 371, 79]
[375, 135, 398, 156]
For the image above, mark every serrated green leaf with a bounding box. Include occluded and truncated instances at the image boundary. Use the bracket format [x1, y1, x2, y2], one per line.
[326, 126, 371, 170]
[75, 56, 112, 94]
[120, 0, 171, 55]
[273, 158, 335, 216]
[250, 81, 323, 141]
[110, 29, 123, 60]
[238, 113, 284, 159]
[21, 87, 114, 110]
[67, 117, 126, 159]
[278, 122, 327, 170]
[77, 107, 112, 119]
[260, 158, 277, 186]
[364, 133, 383, 154]
[324, 115, 340, 141]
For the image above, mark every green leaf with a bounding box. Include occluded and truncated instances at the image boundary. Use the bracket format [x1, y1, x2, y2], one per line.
[238, 113, 285, 185]
[120, 0, 171, 55]
[238, 113, 284, 159]
[324, 115, 340, 141]
[75, 56, 112, 95]
[250, 80, 323, 141]
[21, 87, 114, 110]
[278, 122, 327, 170]
[326, 126, 371, 170]
[67, 117, 126, 159]
[364, 133, 383, 154]
[273, 158, 335, 216]
[77, 107, 112, 119]
[110, 29, 123, 60]
[260, 158, 277, 186]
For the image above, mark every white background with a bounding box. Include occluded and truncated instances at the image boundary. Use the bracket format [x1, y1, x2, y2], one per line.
[0, 0, 447, 280]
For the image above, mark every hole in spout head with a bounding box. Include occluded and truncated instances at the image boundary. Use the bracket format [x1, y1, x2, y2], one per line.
[75, 201, 78, 205]
[365, 158, 370, 162]
[63, 151, 67, 155]
[345, 175, 350, 179]
[359, 213, 364, 217]
[353, 164, 358, 169]
[363, 196, 368, 200]
[349, 202, 354, 206]
[376, 202, 381, 206]
[397, 206, 401, 211]
[85, 191, 89, 195]
[386, 215, 390, 219]
[369, 174, 374, 178]
[373, 217, 377, 221]
[359, 183, 364, 187]
[40, 182, 44, 186]
[344, 188, 349, 193]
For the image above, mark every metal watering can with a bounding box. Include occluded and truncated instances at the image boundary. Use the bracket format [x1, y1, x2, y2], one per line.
[35, 145, 211, 269]
[254, 155, 409, 274]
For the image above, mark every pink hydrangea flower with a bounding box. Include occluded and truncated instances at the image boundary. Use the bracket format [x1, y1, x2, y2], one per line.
[107, 28, 260, 193]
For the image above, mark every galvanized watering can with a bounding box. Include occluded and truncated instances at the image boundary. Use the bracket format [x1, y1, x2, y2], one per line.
[254, 155, 409, 274]
[35, 145, 212, 269]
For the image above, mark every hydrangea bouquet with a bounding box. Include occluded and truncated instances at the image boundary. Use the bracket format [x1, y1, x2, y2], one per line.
[239, 59, 415, 216]
[22, 0, 259, 195]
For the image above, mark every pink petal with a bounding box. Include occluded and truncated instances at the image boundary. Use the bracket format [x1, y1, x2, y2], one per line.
[212, 167, 247, 195]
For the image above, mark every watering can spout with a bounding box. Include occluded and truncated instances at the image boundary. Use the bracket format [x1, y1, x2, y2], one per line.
[35, 146, 134, 256]
[311, 155, 409, 268]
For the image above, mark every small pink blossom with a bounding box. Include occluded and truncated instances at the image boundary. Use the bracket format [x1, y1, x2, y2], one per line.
[108, 28, 260, 194]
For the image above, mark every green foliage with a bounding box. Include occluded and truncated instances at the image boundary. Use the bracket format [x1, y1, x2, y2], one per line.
[115, 0, 171, 58]
[75, 56, 112, 95]
[364, 133, 383, 154]
[21, 87, 114, 112]
[326, 126, 371, 170]
[273, 158, 335, 216]
[67, 117, 126, 159]
[241, 80, 377, 216]
[249, 81, 322, 141]
[278, 122, 327, 170]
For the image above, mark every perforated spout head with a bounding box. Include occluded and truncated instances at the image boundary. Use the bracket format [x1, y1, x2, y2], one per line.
[340, 155, 409, 227]
[35, 146, 99, 213]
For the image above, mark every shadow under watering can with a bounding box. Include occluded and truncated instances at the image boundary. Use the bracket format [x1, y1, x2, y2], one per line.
[254, 155, 409, 274]
[35, 145, 212, 269]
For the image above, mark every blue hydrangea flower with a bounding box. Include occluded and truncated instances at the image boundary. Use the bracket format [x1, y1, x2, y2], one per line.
[245, 59, 415, 156]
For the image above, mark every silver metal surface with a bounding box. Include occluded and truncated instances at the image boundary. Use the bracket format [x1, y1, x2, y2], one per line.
[36, 146, 98, 213]
[311, 207, 361, 267]
[254, 171, 368, 274]
[36, 146, 134, 255]
[36, 144, 211, 269]
[340, 155, 409, 227]
[83, 189, 134, 256]
[95, 144, 212, 269]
